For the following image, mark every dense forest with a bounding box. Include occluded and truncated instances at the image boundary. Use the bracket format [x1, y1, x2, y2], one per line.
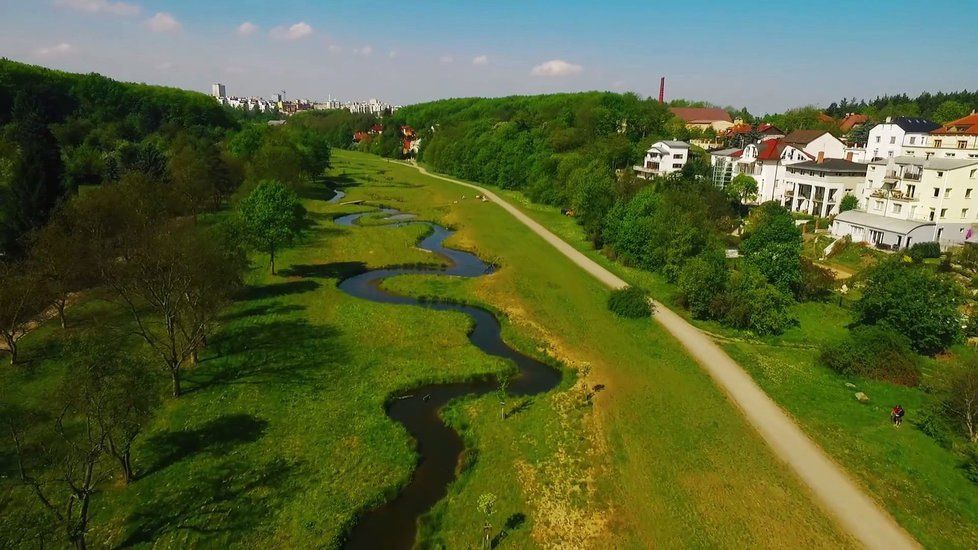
[821, 90, 978, 123]
[0, 59, 336, 257]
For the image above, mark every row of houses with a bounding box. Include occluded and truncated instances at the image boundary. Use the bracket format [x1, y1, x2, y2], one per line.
[711, 112, 978, 249]
[635, 108, 978, 250]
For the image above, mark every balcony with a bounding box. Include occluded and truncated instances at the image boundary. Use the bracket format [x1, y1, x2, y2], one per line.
[885, 170, 922, 181]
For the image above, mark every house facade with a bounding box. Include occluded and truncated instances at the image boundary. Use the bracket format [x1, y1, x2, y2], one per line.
[782, 159, 867, 217]
[738, 138, 812, 202]
[634, 140, 690, 179]
[865, 117, 941, 161]
[904, 112, 978, 160]
[782, 130, 847, 161]
[832, 156, 978, 248]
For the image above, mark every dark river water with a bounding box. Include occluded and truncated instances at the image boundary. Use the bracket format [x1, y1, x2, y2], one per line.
[334, 208, 561, 549]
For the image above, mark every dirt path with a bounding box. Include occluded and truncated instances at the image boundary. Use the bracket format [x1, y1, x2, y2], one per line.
[410, 163, 918, 550]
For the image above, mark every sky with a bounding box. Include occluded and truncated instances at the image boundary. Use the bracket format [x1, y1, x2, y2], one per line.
[1, 0, 977, 114]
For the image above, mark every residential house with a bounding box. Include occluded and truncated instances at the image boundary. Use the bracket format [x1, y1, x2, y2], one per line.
[634, 141, 690, 179]
[839, 113, 869, 133]
[832, 156, 978, 248]
[724, 122, 784, 147]
[865, 117, 941, 161]
[782, 130, 847, 161]
[669, 107, 734, 133]
[782, 159, 868, 217]
[904, 112, 978, 160]
[737, 138, 812, 202]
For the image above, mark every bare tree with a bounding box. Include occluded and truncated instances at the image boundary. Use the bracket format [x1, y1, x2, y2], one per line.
[0, 261, 49, 365]
[106, 222, 243, 397]
[29, 212, 95, 329]
[946, 365, 978, 443]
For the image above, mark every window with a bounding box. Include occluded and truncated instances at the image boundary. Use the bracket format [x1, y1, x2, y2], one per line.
[935, 139, 943, 148]
[909, 136, 917, 144]
[960, 141, 968, 149]
[907, 184, 916, 197]
[934, 187, 941, 198]
[945, 188, 952, 198]
[972, 170, 977, 179]
[892, 203, 902, 214]
[937, 171, 944, 177]
[963, 209, 970, 219]
[890, 136, 896, 144]
[888, 151, 894, 157]
[875, 136, 881, 143]
[672, 163, 682, 169]
[941, 208, 948, 218]
[673, 154, 682, 159]
[929, 208, 936, 221]
[875, 200, 884, 211]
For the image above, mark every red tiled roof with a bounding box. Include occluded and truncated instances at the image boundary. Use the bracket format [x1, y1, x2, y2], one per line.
[784, 129, 830, 146]
[353, 131, 370, 142]
[931, 113, 978, 136]
[670, 107, 732, 123]
[370, 124, 383, 133]
[755, 138, 786, 160]
[840, 114, 869, 132]
[818, 113, 836, 124]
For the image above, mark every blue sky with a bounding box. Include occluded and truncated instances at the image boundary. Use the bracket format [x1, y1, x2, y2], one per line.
[1, 0, 977, 113]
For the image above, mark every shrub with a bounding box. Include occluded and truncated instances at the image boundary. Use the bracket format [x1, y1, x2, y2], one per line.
[797, 258, 835, 301]
[962, 446, 978, 485]
[839, 193, 859, 213]
[713, 267, 796, 335]
[956, 243, 978, 271]
[855, 259, 962, 355]
[944, 362, 978, 443]
[607, 286, 652, 318]
[818, 325, 920, 386]
[677, 248, 728, 319]
[908, 241, 941, 262]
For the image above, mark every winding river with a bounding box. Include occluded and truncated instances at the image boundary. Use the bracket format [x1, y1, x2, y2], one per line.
[334, 207, 562, 549]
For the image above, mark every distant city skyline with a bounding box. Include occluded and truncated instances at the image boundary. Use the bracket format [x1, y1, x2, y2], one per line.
[1, 0, 977, 114]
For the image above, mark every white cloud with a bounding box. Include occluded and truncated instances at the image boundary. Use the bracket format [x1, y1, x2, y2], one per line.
[354, 45, 373, 56]
[270, 21, 313, 40]
[439, 55, 454, 64]
[472, 55, 489, 66]
[34, 42, 76, 58]
[236, 21, 259, 36]
[53, 0, 139, 16]
[530, 59, 584, 77]
[146, 12, 180, 33]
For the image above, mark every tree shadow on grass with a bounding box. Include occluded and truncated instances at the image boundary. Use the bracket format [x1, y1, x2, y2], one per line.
[238, 280, 321, 301]
[279, 261, 367, 280]
[220, 304, 306, 322]
[117, 456, 298, 548]
[142, 414, 269, 476]
[184, 318, 348, 395]
[491, 513, 527, 548]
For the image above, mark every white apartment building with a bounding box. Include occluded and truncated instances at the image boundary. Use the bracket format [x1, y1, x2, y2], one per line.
[865, 117, 940, 161]
[211, 83, 226, 99]
[783, 159, 867, 217]
[903, 113, 978, 160]
[832, 156, 978, 248]
[738, 138, 812, 202]
[634, 141, 690, 179]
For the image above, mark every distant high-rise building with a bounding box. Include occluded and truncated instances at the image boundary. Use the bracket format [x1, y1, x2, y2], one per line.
[211, 83, 226, 99]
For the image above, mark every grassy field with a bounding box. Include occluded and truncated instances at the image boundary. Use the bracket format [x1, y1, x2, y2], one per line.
[1, 150, 852, 548]
[462, 162, 978, 548]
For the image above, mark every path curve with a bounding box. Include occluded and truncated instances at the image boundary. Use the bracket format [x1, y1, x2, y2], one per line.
[409, 163, 918, 550]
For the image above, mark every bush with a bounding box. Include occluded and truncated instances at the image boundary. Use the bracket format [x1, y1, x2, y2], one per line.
[608, 286, 652, 318]
[712, 267, 796, 335]
[818, 325, 920, 385]
[962, 446, 978, 485]
[677, 248, 728, 319]
[855, 259, 962, 355]
[797, 258, 835, 301]
[908, 241, 941, 262]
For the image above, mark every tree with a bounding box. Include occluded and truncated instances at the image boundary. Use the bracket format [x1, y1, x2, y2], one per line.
[28, 213, 95, 329]
[678, 248, 728, 319]
[713, 266, 796, 335]
[740, 202, 803, 295]
[933, 100, 970, 124]
[107, 222, 244, 396]
[570, 161, 615, 245]
[818, 325, 920, 385]
[0, 261, 49, 365]
[239, 180, 306, 274]
[855, 259, 962, 354]
[478, 492, 497, 550]
[63, 330, 160, 482]
[945, 361, 978, 443]
[839, 193, 859, 213]
[727, 173, 758, 204]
